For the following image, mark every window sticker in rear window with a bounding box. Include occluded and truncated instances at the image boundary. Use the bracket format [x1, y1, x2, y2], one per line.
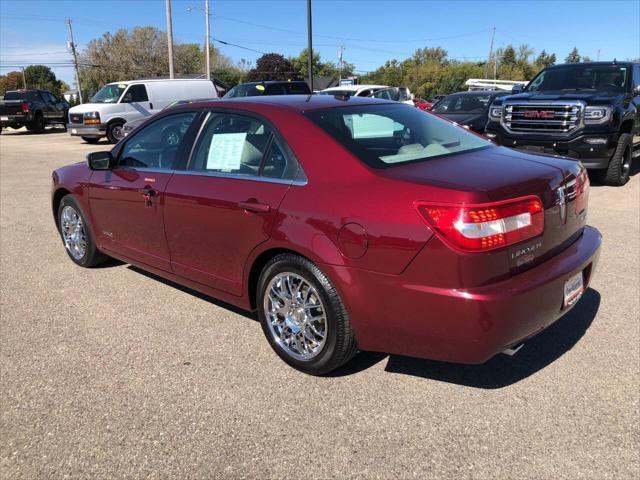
[207, 132, 247, 171]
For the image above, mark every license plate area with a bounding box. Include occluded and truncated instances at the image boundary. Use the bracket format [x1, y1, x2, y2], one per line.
[563, 271, 584, 308]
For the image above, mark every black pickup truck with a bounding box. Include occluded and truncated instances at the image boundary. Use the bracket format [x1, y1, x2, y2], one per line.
[485, 62, 640, 186]
[0, 89, 69, 134]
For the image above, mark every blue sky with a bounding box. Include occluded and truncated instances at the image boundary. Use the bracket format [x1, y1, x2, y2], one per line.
[1, 0, 639, 87]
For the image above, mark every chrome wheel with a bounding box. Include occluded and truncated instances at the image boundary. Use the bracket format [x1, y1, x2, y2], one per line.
[60, 205, 86, 260]
[166, 131, 180, 145]
[264, 272, 328, 361]
[111, 124, 124, 141]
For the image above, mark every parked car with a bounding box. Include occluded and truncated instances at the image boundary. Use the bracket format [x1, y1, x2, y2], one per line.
[122, 98, 216, 137]
[52, 95, 601, 375]
[0, 89, 69, 133]
[485, 61, 640, 186]
[67, 79, 221, 144]
[431, 91, 510, 134]
[368, 86, 415, 105]
[318, 84, 388, 98]
[224, 81, 311, 98]
[413, 97, 434, 110]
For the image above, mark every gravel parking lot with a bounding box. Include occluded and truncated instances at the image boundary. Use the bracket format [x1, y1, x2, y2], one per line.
[1, 127, 638, 479]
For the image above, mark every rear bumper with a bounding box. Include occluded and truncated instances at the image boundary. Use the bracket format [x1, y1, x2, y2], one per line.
[1, 114, 31, 127]
[484, 125, 616, 170]
[67, 123, 107, 138]
[329, 225, 601, 364]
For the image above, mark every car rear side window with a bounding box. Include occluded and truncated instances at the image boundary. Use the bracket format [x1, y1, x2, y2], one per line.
[305, 104, 491, 168]
[118, 112, 197, 170]
[189, 113, 299, 180]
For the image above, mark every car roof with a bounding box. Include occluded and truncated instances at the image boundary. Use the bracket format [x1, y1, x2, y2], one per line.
[321, 84, 388, 92]
[235, 81, 308, 86]
[442, 91, 507, 96]
[547, 61, 636, 68]
[186, 94, 396, 112]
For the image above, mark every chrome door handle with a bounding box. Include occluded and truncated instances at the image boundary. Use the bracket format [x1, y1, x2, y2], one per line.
[238, 200, 270, 213]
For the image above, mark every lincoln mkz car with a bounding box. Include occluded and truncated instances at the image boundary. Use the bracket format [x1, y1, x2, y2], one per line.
[52, 95, 601, 375]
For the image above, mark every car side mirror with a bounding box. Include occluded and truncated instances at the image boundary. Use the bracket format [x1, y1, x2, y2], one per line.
[511, 85, 524, 94]
[87, 151, 113, 170]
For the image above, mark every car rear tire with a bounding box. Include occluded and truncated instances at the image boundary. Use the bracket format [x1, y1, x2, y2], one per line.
[256, 253, 357, 375]
[57, 194, 109, 267]
[82, 137, 100, 144]
[106, 121, 125, 144]
[602, 133, 632, 186]
[31, 112, 45, 133]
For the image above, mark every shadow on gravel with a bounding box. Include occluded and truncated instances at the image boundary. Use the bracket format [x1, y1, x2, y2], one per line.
[1, 126, 68, 135]
[126, 265, 257, 321]
[352, 288, 600, 388]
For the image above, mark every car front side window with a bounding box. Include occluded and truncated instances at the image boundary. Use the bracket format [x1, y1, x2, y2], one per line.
[118, 112, 197, 170]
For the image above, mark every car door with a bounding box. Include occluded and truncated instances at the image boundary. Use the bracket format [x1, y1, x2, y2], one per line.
[120, 83, 154, 122]
[88, 111, 199, 271]
[164, 111, 302, 296]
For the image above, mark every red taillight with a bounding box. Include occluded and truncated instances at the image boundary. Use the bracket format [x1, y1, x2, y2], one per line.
[20, 102, 29, 113]
[415, 196, 544, 252]
[575, 168, 589, 215]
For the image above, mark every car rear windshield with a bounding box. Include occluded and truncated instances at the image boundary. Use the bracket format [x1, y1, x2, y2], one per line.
[2, 91, 42, 101]
[432, 94, 493, 114]
[305, 104, 491, 168]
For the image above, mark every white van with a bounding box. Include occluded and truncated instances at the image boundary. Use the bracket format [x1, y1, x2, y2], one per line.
[67, 79, 220, 143]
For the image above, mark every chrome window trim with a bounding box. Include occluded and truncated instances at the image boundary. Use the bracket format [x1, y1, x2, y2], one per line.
[172, 169, 307, 186]
[500, 100, 586, 137]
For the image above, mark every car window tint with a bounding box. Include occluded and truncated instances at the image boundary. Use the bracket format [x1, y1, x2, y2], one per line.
[123, 84, 149, 102]
[190, 114, 274, 176]
[118, 112, 197, 169]
[265, 84, 287, 95]
[261, 139, 293, 179]
[288, 83, 310, 94]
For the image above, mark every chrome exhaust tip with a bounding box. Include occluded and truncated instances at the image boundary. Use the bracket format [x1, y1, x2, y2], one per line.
[502, 343, 524, 356]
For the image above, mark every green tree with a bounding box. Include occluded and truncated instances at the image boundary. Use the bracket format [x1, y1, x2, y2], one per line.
[290, 48, 353, 80]
[78, 27, 233, 97]
[565, 47, 581, 63]
[23, 65, 65, 96]
[535, 50, 556, 68]
[0, 71, 24, 95]
[501, 45, 517, 66]
[246, 53, 298, 81]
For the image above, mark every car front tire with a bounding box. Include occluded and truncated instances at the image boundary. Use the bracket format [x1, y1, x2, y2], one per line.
[602, 133, 632, 186]
[257, 253, 357, 375]
[81, 137, 100, 144]
[106, 121, 125, 144]
[57, 194, 108, 267]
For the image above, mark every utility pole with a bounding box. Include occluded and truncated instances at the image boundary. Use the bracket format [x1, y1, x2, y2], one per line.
[306, 0, 313, 91]
[21, 68, 27, 89]
[65, 18, 83, 103]
[205, 0, 211, 80]
[165, 0, 175, 79]
[485, 27, 495, 80]
[338, 45, 345, 81]
[597, 49, 601, 61]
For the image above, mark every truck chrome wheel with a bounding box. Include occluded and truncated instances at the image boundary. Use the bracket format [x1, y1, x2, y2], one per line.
[263, 272, 328, 361]
[60, 205, 86, 260]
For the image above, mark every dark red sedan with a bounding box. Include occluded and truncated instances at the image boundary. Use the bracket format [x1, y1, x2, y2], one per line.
[52, 95, 601, 375]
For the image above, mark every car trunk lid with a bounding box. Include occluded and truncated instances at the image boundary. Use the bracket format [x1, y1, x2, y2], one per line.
[382, 145, 587, 273]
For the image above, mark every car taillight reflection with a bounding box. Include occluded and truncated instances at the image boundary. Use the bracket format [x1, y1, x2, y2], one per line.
[415, 196, 544, 252]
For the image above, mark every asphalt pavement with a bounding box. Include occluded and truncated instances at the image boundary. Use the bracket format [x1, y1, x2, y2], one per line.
[1, 127, 638, 479]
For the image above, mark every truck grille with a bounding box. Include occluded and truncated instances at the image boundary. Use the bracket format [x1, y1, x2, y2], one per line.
[69, 113, 83, 124]
[502, 102, 583, 135]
